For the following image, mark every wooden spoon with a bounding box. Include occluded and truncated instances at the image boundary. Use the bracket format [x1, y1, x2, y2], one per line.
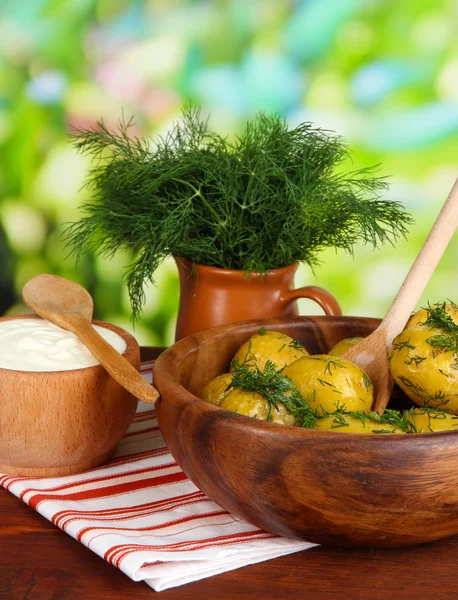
[22, 274, 159, 404]
[343, 178, 458, 413]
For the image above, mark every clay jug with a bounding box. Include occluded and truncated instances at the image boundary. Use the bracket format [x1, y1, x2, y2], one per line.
[175, 257, 342, 340]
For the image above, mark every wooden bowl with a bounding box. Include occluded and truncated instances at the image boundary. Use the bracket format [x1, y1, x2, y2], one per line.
[0, 315, 140, 477]
[154, 316, 458, 548]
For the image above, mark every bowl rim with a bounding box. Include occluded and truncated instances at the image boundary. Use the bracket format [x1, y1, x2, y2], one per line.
[0, 314, 138, 376]
[154, 315, 458, 441]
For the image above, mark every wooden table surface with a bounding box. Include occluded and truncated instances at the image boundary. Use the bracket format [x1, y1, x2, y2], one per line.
[2, 348, 458, 599]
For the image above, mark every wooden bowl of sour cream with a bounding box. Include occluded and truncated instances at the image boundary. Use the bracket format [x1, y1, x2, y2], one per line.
[0, 315, 140, 477]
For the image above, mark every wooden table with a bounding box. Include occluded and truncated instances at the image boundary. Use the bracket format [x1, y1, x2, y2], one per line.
[2, 348, 458, 599]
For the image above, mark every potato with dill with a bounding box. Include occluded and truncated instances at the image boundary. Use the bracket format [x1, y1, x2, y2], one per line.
[389, 302, 458, 412]
[219, 359, 319, 428]
[328, 337, 363, 357]
[282, 355, 373, 415]
[316, 412, 404, 434]
[407, 408, 458, 433]
[405, 302, 458, 329]
[231, 328, 308, 372]
[199, 373, 233, 406]
[220, 389, 299, 426]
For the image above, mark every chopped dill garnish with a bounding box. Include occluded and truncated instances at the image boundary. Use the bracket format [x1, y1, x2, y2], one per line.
[317, 378, 336, 388]
[328, 412, 349, 429]
[391, 339, 416, 354]
[398, 375, 449, 406]
[258, 327, 267, 336]
[314, 356, 346, 376]
[426, 334, 458, 354]
[377, 408, 413, 433]
[420, 302, 458, 355]
[362, 372, 373, 391]
[228, 359, 319, 428]
[406, 405, 458, 433]
[422, 302, 458, 333]
[289, 339, 305, 351]
[404, 355, 427, 368]
[319, 408, 407, 433]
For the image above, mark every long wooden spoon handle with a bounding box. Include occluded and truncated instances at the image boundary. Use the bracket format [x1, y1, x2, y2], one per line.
[382, 178, 458, 346]
[77, 321, 159, 403]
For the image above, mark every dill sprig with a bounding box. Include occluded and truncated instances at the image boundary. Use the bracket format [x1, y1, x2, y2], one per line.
[320, 407, 412, 433]
[398, 375, 449, 406]
[229, 359, 319, 428]
[407, 405, 458, 433]
[421, 302, 458, 354]
[65, 107, 412, 319]
[289, 338, 305, 351]
[320, 407, 458, 434]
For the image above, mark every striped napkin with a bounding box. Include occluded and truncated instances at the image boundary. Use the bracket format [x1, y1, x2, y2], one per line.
[0, 362, 315, 592]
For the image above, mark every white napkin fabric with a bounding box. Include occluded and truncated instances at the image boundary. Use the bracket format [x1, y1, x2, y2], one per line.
[0, 363, 315, 592]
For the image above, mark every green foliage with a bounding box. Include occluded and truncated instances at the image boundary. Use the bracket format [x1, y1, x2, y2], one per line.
[66, 108, 412, 319]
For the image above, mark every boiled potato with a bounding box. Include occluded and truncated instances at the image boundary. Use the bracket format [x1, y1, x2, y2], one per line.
[282, 355, 373, 415]
[220, 388, 299, 426]
[328, 337, 363, 357]
[389, 325, 458, 412]
[231, 329, 308, 372]
[406, 302, 458, 329]
[407, 409, 458, 433]
[315, 413, 403, 434]
[198, 373, 233, 406]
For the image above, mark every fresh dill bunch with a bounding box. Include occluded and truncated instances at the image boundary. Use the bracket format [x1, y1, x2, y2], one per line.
[65, 107, 412, 319]
[229, 359, 319, 428]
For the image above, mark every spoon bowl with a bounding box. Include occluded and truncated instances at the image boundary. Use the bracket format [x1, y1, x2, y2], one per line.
[23, 274, 94, 325]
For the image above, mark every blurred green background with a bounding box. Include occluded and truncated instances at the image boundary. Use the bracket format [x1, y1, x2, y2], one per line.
[1, 0, 458, 347]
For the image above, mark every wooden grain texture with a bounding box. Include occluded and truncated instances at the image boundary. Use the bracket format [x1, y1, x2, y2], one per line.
[174, 257, 342, 340]
[0, 315, 140, 477]
[3, 472, 458, 599]
[154, 316, 458, 549]
[22, 274, 159, 403]
[344, 177, 458, 413]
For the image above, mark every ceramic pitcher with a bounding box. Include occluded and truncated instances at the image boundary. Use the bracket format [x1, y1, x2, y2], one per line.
[174, 257, 342, 340]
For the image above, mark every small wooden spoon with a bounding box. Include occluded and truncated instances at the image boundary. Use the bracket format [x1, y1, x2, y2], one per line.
[22, 274, 159, 404]
[343, 178, 458, 413]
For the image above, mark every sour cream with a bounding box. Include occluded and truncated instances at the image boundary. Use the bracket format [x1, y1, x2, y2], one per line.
[0, 318, 127, 372]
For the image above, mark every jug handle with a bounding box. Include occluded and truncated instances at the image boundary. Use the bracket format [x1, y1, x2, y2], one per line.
[281, 286, 342, 316]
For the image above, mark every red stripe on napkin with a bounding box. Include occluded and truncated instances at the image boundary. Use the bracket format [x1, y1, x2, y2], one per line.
[77, 509, 229, 543]
[52, 490, 207, 529]
[28, 470, 188, 510]
[107, 530, 278, 567]
[20, 461, 180, 500]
